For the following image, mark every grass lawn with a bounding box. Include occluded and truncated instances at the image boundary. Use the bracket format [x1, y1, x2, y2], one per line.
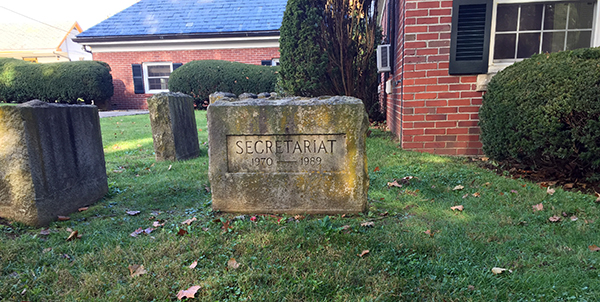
[2, 110, 600, 301]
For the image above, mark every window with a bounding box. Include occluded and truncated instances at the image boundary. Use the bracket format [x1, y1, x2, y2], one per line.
[493, 1, 595, 62]
[450, 0, 597, 75]
[261, 58, 280, 66]
[131, 62, 182, 94]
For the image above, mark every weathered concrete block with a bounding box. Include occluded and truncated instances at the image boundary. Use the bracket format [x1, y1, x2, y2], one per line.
[207, 96, 369, 214]
[0, 101, 108, 226]
[209, 92, 236, 104]
[148, 92, 200, 161]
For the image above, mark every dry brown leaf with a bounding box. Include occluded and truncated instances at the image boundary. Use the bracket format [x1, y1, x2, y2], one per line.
[227, 258, 240, 269]
[451, 205, 464, 211]
[373, 166, 380, 172]
[66, 227, 73, 233]
[589, 245, 600, 252]
[40, 229, 50, 235]
[126, 210, 141, 216]
[361, 221, 375, 227]
[357, 250, 370, 257]
[221, 220, 232, 233]
[42, 247, 52, 253]
[468, 285, 475, 291]
[546, 187, 555, 195]
[177, 285, 201, 300]
[570, 216, 578, 221]
[128, 264, 147, 277]
[177, 229, 188, 236]
[453, 185, 464, 191]
[181, 217, 198, 225]
[472, 192, 481, 197]
[387, 180, 402, 188]
[153, 221, 165, 227]
[130, 228, 144, 237]
[424, 229, 433, 237]
[57, 216, 70, 221]
[462, 194, 469, 199]
[532, 203, 544, 212]
[189, 261, 198, 269]
[379, 211, 389, 217]
[66, 230, 80, 241]
[564, 183, 574, 189]
[294, 215, 305, 220]
[144, 228, 154, 234]
[78, 207, 89, 212]
[548, 215, 561, 222]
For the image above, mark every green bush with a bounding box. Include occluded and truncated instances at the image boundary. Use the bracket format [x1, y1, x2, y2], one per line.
[168, 60, 279, 107]
[479, 47, 600, 178]
[0, 58, 113, 104]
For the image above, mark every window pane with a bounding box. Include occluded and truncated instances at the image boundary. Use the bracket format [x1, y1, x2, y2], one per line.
[568, 2, 595, 29]
[147, 65, 171, 77]
[517, 33, 540, 58]
[542, 32, 566, 53]
[148, 78, 169, 90]
[494, 34, 516, 59]
[543, 3, 568, 30]
[566, 30, 592, 50]
[496, 5, 518, 31]
[520, 4, 543, 30]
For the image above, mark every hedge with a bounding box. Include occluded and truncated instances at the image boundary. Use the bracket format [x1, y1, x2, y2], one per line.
[168, 60, 279, 107]
[479, 47, 600, 179]
[0, 58, 113, 104]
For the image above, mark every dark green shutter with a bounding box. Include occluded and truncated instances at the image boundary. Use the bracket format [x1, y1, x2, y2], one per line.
[172, 63, 183, 70]
[449, 0, 493, 75]
[132, 64, 144, 94]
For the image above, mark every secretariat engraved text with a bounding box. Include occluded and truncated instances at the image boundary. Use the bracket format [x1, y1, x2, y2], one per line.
[226, 134, 347, 173]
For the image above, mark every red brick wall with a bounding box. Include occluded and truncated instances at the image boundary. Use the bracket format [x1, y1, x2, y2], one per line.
[386, 0, 484, 156]
[94, 48, 280, 110]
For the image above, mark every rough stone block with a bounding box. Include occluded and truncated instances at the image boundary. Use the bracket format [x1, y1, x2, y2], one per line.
[148, 92, 200, 161]
[0, 101, 108, 226]
[207, 96, 369, 214]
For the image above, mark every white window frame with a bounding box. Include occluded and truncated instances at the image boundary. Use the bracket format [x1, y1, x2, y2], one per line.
[143, 62, 173, 94]
[488, 0, 600, 73]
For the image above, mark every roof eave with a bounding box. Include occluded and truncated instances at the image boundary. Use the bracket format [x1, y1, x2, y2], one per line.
[73, 30, 281, 43]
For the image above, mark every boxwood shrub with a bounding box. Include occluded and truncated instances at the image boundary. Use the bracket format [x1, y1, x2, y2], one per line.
[479, 47, 600, 178]
[0, 58, 113, 104]
[168, 60, 279, 107]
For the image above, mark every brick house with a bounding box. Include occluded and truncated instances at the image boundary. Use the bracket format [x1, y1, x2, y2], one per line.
[378, 0, 600, 155]
[74, 0, 287, 110]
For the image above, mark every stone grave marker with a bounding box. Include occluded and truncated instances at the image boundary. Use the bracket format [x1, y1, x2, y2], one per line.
[207, 96, 369, 214]
[0, 101, 108, 226]
[147, 92, 200, 161]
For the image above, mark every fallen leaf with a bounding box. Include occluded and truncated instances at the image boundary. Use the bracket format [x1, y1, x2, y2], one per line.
[571, 216, 578, 221]
[221, 220, 232, 233]
[177, 285, 201, 300]
[144, 228, 155, 234]
[66, 227, 73, 232]
[61, 254, 71, 260]
[548, 215, 561, 222]
[532, 203, 544, 212]
[462, 193, 469, 199]
[40, 229, 50, 235]
[57, 216, 70, 221]
[424, 229, 433, 237]
[379, 211, 388, 217]
[564, 183, 574, 189]
[472, 192, 481, 197]
[373, 166, 380, 172]
[511, 190, 518, 194]
[451, 205, 464, 211]
[453, 185, 464, 191]
[341, 225, 351, 232]
[491, 267, 511, 275]
[153, 221, 165, 227]
[130, 228, 144, 237]
[387, 180, 402, 188]
[468, 285, 475, 291]
[202, 227, 209, 231]
[168, 165, 172, 171]
[189, 261, 198, 269]
[177, 229, 188, 236]
[126, 210, 141, 216]
[357, 250, 370, 257]
[205, 185, 211, 193]
[78, 207, 89, 212]
[66, 230, 80, 241]
[128, 264, 147, 277]
[562, 212, 568, 217]
[294, 215, 305, 220]
[181, 217, 197, 225]
[361, 221, 375, 227]
[589, 245, 600, 252]
[546, 187, 556, 195]
[42, 247, 52, 253]
[227, 258, 240, 269]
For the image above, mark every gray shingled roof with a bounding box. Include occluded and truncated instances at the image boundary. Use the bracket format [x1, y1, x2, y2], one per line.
[77, 0, 287, 40]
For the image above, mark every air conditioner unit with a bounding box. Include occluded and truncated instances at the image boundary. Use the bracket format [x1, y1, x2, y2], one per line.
[377, 44, 392, 73]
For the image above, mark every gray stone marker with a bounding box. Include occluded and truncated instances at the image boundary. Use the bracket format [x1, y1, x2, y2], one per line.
[0, 100, 108, 226]
[147, 92, 200, 161]
[207, 96, 369, 214]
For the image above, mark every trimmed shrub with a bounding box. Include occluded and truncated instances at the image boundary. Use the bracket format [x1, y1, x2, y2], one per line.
[0, 58, 113, 104]
[168, 60, 279, 108]
[479, 47, 600, 178]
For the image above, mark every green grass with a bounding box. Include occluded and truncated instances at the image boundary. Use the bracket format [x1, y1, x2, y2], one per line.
[2, 111, 600, 301]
